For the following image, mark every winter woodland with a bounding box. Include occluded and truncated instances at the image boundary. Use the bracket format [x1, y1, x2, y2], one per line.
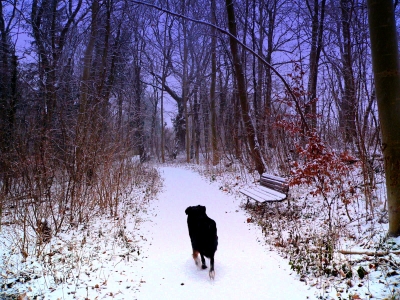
[1, 0, 400, 299]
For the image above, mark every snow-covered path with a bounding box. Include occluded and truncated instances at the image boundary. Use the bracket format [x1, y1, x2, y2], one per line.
[135, 167, 316, 299]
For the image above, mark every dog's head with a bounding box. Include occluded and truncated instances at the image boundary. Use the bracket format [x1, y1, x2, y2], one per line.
[185, 205, 206, 217]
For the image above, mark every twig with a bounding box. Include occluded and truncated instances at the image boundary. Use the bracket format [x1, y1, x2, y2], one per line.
[339, 249, 400, 256]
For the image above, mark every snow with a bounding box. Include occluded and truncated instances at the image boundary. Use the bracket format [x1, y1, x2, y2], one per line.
[0, 165, 399, 299]
[134, 167, 315, 299]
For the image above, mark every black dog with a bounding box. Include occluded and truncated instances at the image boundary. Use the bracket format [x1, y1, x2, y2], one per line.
[185, 205, 218, 279]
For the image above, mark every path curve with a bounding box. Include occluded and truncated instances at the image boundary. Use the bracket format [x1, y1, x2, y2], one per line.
[135, 167, 315, 299]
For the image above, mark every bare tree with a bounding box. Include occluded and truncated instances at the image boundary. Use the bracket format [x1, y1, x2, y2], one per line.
[339, 0, 356, 144]
[367, 0, 400, 237]
[225, 0, 265, 175]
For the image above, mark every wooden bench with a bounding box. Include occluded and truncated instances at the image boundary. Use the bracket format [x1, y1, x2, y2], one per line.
[240, 173, 289, 207]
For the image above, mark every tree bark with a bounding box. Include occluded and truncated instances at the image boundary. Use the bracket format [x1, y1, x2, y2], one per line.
[367, 0, 400, 237]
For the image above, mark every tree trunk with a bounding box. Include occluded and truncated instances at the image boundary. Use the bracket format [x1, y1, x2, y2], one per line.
[306, 0, 326, 130]
[225, 0, 265, 175]
[210, 0, 219, 165]
[134, 64, 145, 162]
[193, 84, 200, 163]
[265, 0, 277, 148]
[0, 3, 17, 154]
[181, 1, 190, 162]
[160, 15, 169, 163]
[76, 0, 99, 176]
[340, 0, 356, 144]
[367, 0, 400, 237]
[252, 0, 264, 151]
[153, 74, 185, 152]
[0, 4, 18, 194]
[202, 84, 210, 161]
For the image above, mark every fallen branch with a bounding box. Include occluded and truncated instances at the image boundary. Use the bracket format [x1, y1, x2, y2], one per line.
[339, 250, 400, 256]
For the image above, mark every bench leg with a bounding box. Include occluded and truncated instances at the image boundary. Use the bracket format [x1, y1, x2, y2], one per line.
[263, 203, 268, 215]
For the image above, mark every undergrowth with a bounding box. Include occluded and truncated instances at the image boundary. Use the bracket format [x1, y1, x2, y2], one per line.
[190, 153, 398, 299]
[0, 162, 162, 299]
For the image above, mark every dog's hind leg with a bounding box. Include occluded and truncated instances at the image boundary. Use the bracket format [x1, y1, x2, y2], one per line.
[192, 250, 201, 267]
[209, 256, 215, 279]
[200, 253, 207, 269]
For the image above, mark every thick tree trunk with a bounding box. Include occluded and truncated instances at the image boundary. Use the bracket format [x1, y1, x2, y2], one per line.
[225, 0, 265, 175]
[367, 0, 400, 237]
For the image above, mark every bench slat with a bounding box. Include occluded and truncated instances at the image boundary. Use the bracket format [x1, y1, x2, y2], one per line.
[261, 174, 287, 183]
[240, 189, 275, 202]
[259, 178, 289, 193]
[240, 186, 286, 202]
[251, 186, 287, 200]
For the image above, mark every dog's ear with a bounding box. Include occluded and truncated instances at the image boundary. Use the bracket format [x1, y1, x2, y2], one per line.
[185, 207, 192, 215]
[200, 205, 206, 214]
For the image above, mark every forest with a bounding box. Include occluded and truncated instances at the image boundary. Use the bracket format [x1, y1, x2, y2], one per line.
[1, 0, 400, 297]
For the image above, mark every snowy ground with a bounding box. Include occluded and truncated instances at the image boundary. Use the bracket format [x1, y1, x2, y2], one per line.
[0, 165, 399, 299]
[133, 166, 316, 300]
[192, 163, 400, 300]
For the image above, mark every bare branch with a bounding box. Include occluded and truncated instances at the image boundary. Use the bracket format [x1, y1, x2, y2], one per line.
[129, 0, 309, 132]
